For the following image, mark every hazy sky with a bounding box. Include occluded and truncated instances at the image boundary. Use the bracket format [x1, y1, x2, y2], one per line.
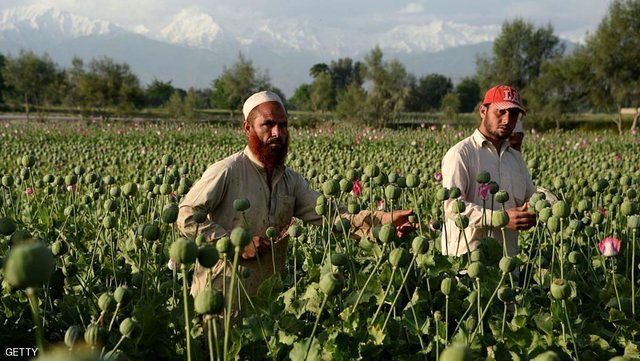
[1, 0, 612, 42]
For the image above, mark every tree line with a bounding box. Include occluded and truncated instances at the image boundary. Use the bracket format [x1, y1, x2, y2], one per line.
[0, 0, 638, 131]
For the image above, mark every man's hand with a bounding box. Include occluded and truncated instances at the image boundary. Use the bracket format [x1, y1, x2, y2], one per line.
[505, 204, 536, 230]
[380, 209, 415, 237]
[241, 236, 272, 260]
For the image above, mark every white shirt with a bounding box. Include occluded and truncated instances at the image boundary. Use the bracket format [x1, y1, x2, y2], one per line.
[440, 129, 535, 256]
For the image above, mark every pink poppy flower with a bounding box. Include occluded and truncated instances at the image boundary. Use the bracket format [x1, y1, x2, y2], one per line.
[434, 172, 443, 182]
[25, 187, 33, 195]
[478, 183, 492, 200]
[377, 199, 385, 211]
[599, 208, 606, 217]
[598, 237, 621, 257]
[66, 184, 77, 192]
[352, 179, 362, 197]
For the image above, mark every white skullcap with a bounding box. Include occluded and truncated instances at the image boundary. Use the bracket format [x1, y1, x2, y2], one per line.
[513, 119, 524, 133]
[242, 91, 285, 120]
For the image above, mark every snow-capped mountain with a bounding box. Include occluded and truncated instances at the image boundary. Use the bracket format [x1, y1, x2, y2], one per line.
[0, 4, 124, 41]
[157, 8, 228, 48]
[379, 21, 500, 53]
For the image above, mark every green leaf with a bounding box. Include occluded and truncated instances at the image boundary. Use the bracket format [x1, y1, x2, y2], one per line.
[253, 273, 283, 312]
[289, 338, 321, 361]
[532, 312, 554, 336]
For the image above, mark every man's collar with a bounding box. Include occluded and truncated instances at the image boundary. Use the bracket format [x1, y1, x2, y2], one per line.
[472, 129, 511, 154]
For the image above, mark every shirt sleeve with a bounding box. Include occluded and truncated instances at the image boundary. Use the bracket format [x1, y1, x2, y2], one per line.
[442, 148, 492, 227]
[177, 163, 230, 241]
[292, 173, 323, 225]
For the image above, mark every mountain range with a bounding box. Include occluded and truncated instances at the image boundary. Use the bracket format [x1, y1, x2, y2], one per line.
[0, 4, 571, 96]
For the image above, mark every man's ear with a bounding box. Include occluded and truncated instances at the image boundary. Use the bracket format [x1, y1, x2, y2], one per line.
[479, 104, 488, 120]
[243, 119, 251, 135]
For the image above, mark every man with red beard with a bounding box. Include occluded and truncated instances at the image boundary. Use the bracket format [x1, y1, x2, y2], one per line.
[178, 91, 413, 298]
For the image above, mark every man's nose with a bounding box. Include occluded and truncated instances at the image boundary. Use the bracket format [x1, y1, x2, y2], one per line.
[271, 125, 282, 138]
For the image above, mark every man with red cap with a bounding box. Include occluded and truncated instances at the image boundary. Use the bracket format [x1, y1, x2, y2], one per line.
[178, 90, 413, 299]
[440, 85, 536, 257]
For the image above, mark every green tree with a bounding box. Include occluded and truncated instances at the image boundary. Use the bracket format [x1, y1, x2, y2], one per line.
[309, 63, 330, 78]
[455, 77, 481, 113]
[310, 72, 335, 112]
[362, 46, 411, 126]
[289, 84, 312, 111]
[0, 53, 5, 106]
[2, 50, 63, 120]
[581, 0, 640, 134]
[210, 52, 274, 111]
[441, 92, 461, 122]
[476, 18, 564, 93]
[164, 92, 184, 120]
[67, 56, 144, 119]
[335, 82, 367, 122]
[145, 79, 175, 107]
[329, 58, 365, 90]
[406, 73, 453, 112]
[183, 88, 201, 121]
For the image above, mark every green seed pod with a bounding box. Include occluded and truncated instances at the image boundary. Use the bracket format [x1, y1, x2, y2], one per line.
[84, 323, 107, 347]
[476, 171, 490, 184]
[65, 174, 77, 186]
[406, 174, 420, 188]
[491, 210, 510, 228]
[497, 286, 515, 303]
[449, 187, 462, 199]
[467, 262, 484, 279]
[98, 293, 115, 312]
[141, 225, 160, 243]
[347, 201, 361, 214]
[0, 217, 17, 236]
[162, 154, 174, 166]
[465, 316, 477, 332]
[466, 290, 478, 304]
[440, 277, 453, 296]
[195, 234, 206, 247]
[439, 343, 472, 361]
[499, 257, 516, 274]
[162, 203, 179, 224]
[389, 248, 410, 268]
[567, 251, 580, 265]
[333, 218, 351, 233]
[385, 185, 401, 200]
[51, 240, 68, 256]
[103, 199, 118, 212]
[546, 216, 560, 232]
[197, 244, 220, 268]
[364, 165, 380, 178]
[411, 236, 429, 255]
[21, 154, 36, 167]
[322, 179, 340, 197]
[577, 199, 591, 213]
[4, 242, 55, 289]
[315, 204, 326, 216]
[194, 287, 224, 315]
[455, 215, 469, 229]
[539, 207, 552, 222]
[288, 225, 302, 238]
[494, 191, 509, 204]
[10, 228, 33, 245]
[233, 198, 250, 212]
[230, 227, 251, 248]
[63, 263, 78, 277]
[621, 201, 637, 216]
[489, 181, 500, 194]
[628, 215, 640, 229]
[550, 279, 571, 300]
[64, 325, 82, 349]
[431, 219, 442, 230]
[378, 224, 395, 243]
[114, 285, 132, 305]
[122, 182, 137, 196]
[159, 183, 172, 195]
[452, 199, 466, 213]
[319, 272, 345, 297]
[216, 236, 231, 254]
[552, 201, 570, 219]
[584, 225, 596, 236]
[192, 209, 208, 224]
[470, 250, 483, 262]
[436, 187, 449, 201]
[339, 178, 353, 193]
[591, 211, 604, 225]
[265, 226, 277, 239]
[169, 238, 198, 264]
[119, 317, 139, 338]
[102, 215, 117, 229]
[238, 265, 252, 278]
[330, 252, 349, 267]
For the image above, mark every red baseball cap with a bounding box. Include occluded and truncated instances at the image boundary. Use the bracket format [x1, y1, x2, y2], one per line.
[482, 85, 526, 115]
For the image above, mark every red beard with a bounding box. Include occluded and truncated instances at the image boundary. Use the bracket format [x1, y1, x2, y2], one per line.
[247, 129, 289, 170]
